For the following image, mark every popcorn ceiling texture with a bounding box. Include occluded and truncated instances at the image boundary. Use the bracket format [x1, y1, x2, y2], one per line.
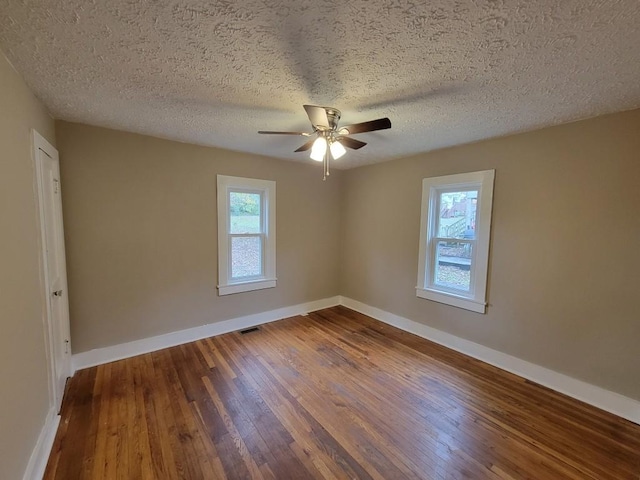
[1, 0, 640, 168]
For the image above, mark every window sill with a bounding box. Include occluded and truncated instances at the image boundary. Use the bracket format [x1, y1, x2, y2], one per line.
[416, 287, 486, 314]
[218, 278, 277, 296]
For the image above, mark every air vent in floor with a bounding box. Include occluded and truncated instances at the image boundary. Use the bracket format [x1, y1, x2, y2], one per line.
[240, 326, 260, 335]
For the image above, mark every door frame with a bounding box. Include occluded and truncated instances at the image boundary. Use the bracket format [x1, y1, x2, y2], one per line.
[32, 129, 72, 412]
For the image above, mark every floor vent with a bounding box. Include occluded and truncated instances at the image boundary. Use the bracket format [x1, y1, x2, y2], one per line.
[240, 326, 260, 335]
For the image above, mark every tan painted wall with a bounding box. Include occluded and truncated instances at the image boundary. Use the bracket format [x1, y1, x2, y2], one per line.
[341, 109, 640, 400]
[57, 111, 639, 402]
[55, 121, 342, 353]
[0, 53, 57, 479]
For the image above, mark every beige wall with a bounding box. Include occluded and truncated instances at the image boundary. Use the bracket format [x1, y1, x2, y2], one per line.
[57, 110, 639, 403]
[341, 109, 640, 401]
[0, 53, 57, 479]
[55, 122, 342, 353]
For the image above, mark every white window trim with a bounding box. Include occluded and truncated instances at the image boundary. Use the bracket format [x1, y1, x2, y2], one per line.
[217, 175, 276, 296]
[416, 170, 495, 314]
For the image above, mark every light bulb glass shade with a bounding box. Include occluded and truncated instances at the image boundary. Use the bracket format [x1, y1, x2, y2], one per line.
[310, 136, 327, 161]
[330, 140, 346, 159]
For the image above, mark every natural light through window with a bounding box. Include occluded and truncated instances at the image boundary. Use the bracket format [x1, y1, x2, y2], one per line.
[229, 191, 263, 279]
[217, 176, 276, 295]
[434, 190, 478, 292]
[417, 170, 494, 313]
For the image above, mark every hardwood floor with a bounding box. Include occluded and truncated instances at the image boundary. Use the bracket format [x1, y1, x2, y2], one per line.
[45, 306, 640, 479]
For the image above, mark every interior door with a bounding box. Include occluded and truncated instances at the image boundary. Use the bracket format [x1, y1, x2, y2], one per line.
[35, 132, 72, 411]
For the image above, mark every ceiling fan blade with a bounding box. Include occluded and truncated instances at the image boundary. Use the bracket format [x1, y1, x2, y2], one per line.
[303, 105, 330, 129]
[341, 117, 391, 135]
[258, 131, 311, 136]
[294, 137, 316, 152]
[339, 137, 367, 150]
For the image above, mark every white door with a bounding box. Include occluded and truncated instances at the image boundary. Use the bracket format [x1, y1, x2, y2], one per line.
[34, 131, 72, 412]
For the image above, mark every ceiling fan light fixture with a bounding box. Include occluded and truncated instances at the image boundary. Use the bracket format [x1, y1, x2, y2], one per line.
[259, 105, 391, 178]
[310, 136, 327, 161]
[330, 139, 346, 159]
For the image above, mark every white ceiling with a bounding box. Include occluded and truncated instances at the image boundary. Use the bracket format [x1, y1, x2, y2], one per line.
[1, 1, 640, 168]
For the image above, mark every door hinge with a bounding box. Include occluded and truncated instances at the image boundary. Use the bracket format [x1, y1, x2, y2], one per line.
[53, 178, 60, 194]
[64, 339, 70, 354]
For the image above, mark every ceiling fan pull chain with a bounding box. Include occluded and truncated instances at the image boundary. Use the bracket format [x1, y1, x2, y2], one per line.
[323, 149, 330, 181]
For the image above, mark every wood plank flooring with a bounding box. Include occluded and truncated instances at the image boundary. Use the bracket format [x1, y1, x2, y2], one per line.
[45, 306, 640, 479]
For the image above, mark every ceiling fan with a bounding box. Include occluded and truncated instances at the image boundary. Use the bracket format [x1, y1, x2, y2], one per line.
[259, 105, 391, 179]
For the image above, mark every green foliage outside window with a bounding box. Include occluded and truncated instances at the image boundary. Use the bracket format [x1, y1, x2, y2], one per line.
[230, 192, 260, 216]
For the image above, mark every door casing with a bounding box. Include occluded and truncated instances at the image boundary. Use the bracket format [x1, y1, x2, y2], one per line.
[33, 129, 72, 412]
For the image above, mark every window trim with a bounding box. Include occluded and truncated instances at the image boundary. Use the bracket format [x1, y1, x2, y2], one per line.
[416, 170, 495, 313]
[217, 175, 276, 296]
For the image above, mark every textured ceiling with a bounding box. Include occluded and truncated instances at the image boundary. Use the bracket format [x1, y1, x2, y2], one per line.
[1, 1, 640, 168]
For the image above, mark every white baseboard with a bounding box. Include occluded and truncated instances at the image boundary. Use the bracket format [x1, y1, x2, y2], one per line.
[72, 296, 340, 372]
[22, 407, 60, 480]
[339, 296, 640, 425]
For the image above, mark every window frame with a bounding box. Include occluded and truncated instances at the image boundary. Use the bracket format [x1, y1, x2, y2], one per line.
[416, 170, 495, 313]
[217, 175, 276, 296]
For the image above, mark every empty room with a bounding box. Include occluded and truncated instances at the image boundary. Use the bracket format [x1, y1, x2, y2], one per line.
[1, 1, 639, 479]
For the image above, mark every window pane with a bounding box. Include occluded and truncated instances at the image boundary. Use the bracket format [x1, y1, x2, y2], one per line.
[231, 236, 263, 278]
[437, 190, 478, 239]
[230, 192, 262, 234]
[434, 241, 472, 291]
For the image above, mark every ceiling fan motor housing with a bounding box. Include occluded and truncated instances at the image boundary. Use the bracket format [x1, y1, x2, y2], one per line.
[319, 107, 341, 132]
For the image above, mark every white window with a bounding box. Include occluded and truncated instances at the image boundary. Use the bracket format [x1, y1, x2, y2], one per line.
[217, 175, 276, 295]
[416, 170, 495, 313]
